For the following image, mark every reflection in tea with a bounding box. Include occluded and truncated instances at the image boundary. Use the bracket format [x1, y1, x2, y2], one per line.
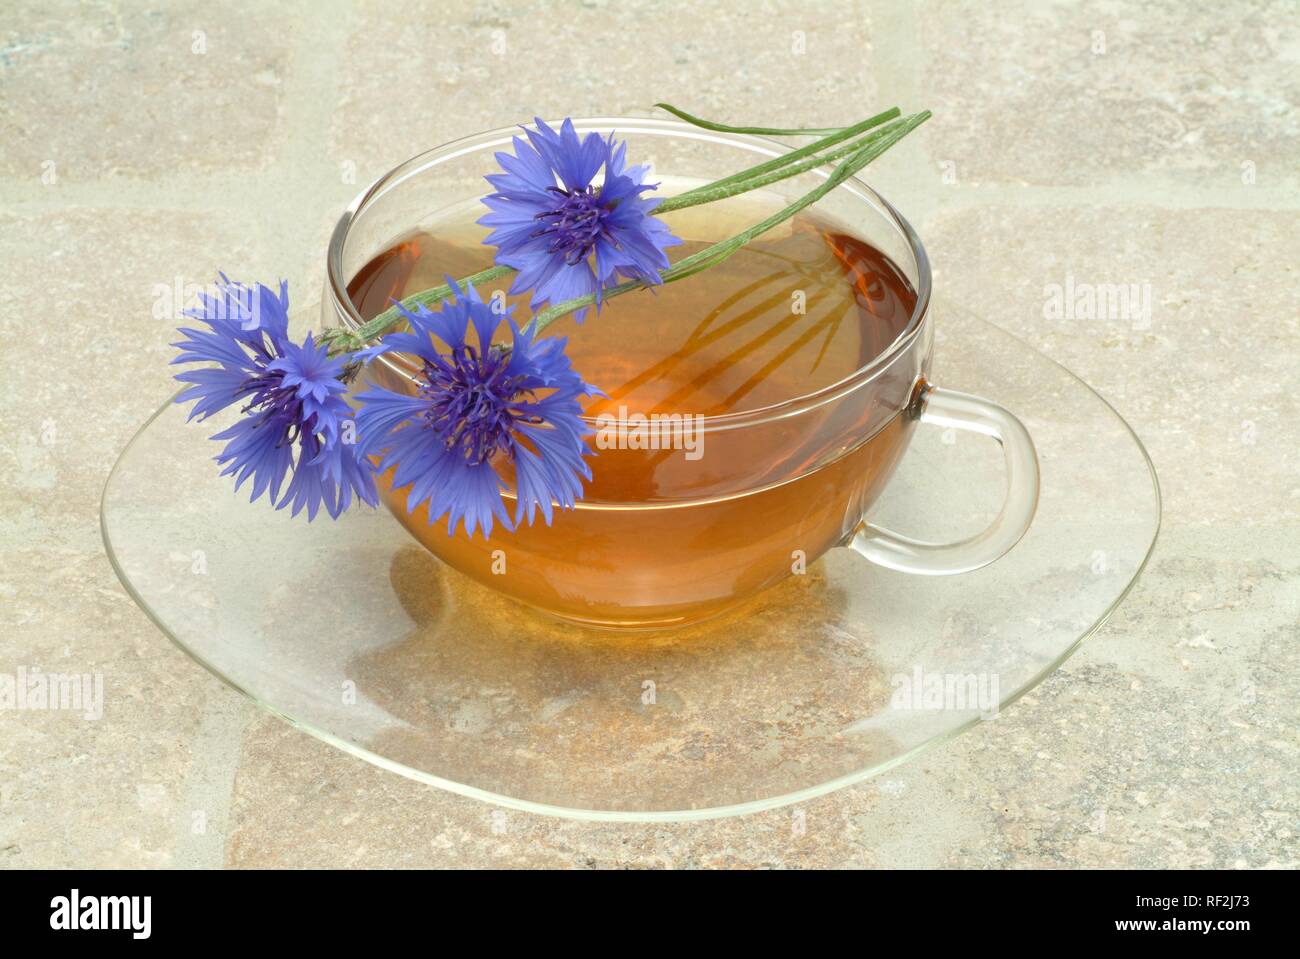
[348, 206, 920, 628]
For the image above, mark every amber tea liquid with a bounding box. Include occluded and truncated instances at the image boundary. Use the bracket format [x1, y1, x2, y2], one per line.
[348, 203, 920, 628]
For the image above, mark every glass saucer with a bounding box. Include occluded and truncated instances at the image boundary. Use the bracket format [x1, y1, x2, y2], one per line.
[102, 299, 1159, 821]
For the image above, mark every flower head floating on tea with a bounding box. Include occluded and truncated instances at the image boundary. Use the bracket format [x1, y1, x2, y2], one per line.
[171, 276, 377, 520]
[181, 106, 929, 533]
[352, 279, 599, 537]
[479, 117, 683, 322]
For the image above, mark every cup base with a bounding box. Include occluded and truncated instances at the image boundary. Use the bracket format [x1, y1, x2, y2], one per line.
[534, 598, 746, 633]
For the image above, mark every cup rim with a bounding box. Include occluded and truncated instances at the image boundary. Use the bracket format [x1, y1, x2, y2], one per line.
[326, 115, 932, 433]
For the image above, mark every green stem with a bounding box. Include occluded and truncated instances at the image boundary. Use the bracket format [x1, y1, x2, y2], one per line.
[325, 263, 512, 355]
[661, 106, 901, 207]
[657, 118, 907, 214]
[527, 111, 930, 334]
[654, 102, 859, 137]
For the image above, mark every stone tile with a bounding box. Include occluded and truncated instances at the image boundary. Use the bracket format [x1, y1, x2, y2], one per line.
[0, 550, 232, 869]
[0, 207, 258, 867]
[0, 0, 294, 179]
[225, 711, 992, 868]
[953, 528, 1300, 869]
[915, 0, 1300, 186]
[0, 208, 260, 518]
[922, 204, 1300, 527]
[331, 0, 880, 184]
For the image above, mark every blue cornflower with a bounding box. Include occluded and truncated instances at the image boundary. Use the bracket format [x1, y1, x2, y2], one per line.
[353, 279, 599, 538]
[479, 117, 682, 321]
[171, 276, 378, 520]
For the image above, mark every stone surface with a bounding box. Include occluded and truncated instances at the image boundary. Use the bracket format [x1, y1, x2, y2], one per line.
[1, 0, 1296, 869]
[0, 208, 261, 868]
[922, 205, 1300, 528]
[916, 0, 1300, 188]
[329, 0, 882, 187]
[0, 1, 294, 179]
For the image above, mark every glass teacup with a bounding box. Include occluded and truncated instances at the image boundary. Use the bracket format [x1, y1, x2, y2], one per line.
[324, 118, 1039, 629]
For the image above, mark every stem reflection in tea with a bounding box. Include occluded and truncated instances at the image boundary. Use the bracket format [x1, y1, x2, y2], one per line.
[349, 201, 920, 628]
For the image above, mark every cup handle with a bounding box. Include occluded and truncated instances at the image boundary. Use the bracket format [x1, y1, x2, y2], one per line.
[845, 384, 1040, 575]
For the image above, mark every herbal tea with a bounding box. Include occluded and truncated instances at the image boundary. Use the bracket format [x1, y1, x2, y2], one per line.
[349, 204, 920, 627]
